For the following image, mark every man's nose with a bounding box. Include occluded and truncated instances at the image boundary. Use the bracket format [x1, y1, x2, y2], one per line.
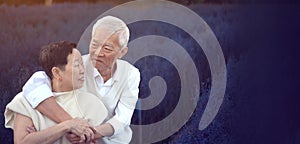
[95, 48, 104, 57]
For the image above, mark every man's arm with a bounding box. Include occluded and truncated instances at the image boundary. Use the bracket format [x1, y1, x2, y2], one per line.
[94, 123, 114, 138]
[98, 67, 140, 138]
[66, 67, 140, 142]
[22, 71, 72, 123]
[36, 97, 72, 123]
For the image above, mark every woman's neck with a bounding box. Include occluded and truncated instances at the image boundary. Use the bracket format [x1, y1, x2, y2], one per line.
[51, 80, 73, 92]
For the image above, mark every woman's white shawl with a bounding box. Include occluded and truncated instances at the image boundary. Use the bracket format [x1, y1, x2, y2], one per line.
[4, 90, 108, 144]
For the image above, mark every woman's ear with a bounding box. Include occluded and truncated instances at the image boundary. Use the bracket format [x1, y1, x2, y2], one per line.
[51, 67, 62, 81]
[118, 47, 128, 59]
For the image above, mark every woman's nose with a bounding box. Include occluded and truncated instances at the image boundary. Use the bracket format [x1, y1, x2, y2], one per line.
[80, 65, 84, 74]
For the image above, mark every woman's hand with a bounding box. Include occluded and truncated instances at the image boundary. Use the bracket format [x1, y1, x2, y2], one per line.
[26, 125, 37, 133]
[66, 127, 99, 144]
[63, 117, 95, 143]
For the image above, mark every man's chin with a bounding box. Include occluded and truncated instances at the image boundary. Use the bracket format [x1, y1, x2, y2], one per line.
[94, 64, 104, 71]
[92, 62, 101, 70]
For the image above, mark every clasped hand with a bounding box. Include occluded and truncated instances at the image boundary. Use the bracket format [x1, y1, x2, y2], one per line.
[27, 117, 98, 144]
[65, 117, 98, 144]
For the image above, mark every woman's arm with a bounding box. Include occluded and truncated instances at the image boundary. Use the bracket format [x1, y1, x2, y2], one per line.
[14, 113, 89, 144]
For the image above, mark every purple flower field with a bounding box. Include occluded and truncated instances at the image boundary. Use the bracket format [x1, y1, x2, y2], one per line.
[0, 2, 246, 143]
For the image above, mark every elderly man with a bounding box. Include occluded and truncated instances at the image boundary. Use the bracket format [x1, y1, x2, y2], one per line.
[22, 16, 140, 143]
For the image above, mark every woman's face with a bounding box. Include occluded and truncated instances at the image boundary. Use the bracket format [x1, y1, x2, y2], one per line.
[60, 49, 85, 90]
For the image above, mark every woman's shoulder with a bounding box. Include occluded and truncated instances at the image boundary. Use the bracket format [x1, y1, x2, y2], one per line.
[76, 91, 98, 100]
[8, 92, 29, 108]
[75, 90, 108, 125]
[75, 90, 107, 109]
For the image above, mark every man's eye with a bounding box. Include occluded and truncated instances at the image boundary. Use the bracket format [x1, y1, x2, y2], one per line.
[92, 43, 98, 48]
[105, 47, 113, 51]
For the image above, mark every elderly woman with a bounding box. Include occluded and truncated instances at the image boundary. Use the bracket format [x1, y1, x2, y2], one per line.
[5, 41, 107, 143]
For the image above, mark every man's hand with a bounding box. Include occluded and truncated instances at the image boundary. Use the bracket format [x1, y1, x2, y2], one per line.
[66, 132, 81, 143]
[66, 130, 99, 144]
[64, 118, 99, 143]
[63, 118, 95, 143]
[66, 133, 99, 144]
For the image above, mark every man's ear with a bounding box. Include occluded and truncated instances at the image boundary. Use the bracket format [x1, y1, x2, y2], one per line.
[119, 47, 128, 59]
[51, 67, 62, 80]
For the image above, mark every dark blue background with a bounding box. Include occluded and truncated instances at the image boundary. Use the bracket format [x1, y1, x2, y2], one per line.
[225, 5, 300, 144]
[0, 2, 299, 144]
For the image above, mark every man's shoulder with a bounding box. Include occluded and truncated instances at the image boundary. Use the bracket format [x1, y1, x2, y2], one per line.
[117, 59, 131, 66]
[82, 54, 90, 62]
[117, 59, 139, 72]
[115, 59, 140, 84]
[82, 54, 93, 71]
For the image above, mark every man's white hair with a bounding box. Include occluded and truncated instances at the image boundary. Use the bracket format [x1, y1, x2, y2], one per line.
[92, 16, 130, 49]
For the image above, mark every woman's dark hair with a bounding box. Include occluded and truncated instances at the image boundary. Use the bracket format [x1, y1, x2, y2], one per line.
[39, 41, 77, 79]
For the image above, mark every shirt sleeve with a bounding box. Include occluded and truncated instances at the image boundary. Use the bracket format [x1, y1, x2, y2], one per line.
[106, 66, 140, 135]
[22, 71, 53, 108]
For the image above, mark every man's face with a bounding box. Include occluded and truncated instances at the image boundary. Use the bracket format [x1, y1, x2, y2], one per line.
[89, 28, 122, 74]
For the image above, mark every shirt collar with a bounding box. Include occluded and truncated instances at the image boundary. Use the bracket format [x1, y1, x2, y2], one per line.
[93, 60, 121, 86]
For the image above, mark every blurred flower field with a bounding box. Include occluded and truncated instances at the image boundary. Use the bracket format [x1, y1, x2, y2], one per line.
[0, 2, 242, 143]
